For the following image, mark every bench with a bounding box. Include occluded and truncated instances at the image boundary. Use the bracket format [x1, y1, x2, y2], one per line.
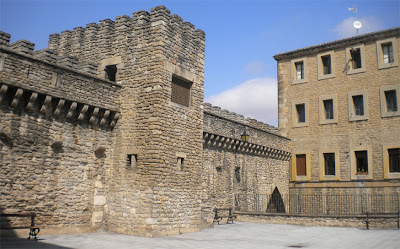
[0, 213, 40, 240]
[364, 212, 400, 230]
[213, 208, 237, 225]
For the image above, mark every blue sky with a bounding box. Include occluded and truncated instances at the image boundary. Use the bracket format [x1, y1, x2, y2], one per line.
[1, 0, 399, 126]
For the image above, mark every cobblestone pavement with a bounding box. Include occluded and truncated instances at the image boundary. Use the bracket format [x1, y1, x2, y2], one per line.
[2, 222, 400, 249]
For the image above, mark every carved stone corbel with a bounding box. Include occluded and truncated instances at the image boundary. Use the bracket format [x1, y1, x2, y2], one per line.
[110, 112, 120, 128]
[78, 104, 89, 121]
[66, 102, 77, 119]
[40, 95, 52, 114]
[0, 84, 8, 103]
[100, 110, 110, 126]
[26, 92, 38, 111]
[11, 88, 23, 107]
[54, 99, 65, 116]
[89, 107, 99, 124]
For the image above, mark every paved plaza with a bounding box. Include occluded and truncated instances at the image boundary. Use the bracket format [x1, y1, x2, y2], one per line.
[1, 222, 399, 249]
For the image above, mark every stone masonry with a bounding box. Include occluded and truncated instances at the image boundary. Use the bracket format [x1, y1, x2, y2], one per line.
[0, 5, 291, 237]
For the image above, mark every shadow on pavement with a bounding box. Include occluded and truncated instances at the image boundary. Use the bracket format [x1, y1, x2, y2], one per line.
[1, 237, 73, 249]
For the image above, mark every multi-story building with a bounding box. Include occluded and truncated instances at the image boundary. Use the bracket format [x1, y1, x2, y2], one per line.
[274, 28, 400, 207]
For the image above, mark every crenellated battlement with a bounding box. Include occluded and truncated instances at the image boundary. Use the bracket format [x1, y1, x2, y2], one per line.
[47, 5, 205, 66]
[203, 102, 280, 135]
[0, 31, 99, 76]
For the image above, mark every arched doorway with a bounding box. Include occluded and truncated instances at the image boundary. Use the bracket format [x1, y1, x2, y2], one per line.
[266, 187, 286, 213]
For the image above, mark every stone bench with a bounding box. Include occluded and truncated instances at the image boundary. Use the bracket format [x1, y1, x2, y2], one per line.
[365, 212, 400, 230]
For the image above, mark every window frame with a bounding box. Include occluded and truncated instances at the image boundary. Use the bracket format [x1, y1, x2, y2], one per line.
[291, 151, 311, 181]
[383, 144, 400, 179]
[380, 85, 400, 118]
[291, 57, 308, 84]
[348, 90, 369, 121]
[176, 152, 186, 172]
[376, 37, 398, 70]
[319, 94, 338, 124]
[317, 51, 335, 80]
[292, 99, 309, 127]
[319, 148, 340, 181]
[345, 44, 366, 75]
[350, 145, 373, 180]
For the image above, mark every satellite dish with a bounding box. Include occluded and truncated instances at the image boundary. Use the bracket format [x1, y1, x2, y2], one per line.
[354, 21, 362, 29]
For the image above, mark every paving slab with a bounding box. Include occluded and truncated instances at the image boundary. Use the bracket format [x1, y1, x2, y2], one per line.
[1, 222, 399, 249]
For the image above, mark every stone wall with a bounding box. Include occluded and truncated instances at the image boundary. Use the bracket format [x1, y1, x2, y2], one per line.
[203, 103, 291, 219]
[0, 32, 120, 233]
[46, 5, 206, 236]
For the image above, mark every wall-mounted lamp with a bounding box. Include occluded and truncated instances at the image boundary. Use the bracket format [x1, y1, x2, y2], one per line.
[240, 130, 249, 142]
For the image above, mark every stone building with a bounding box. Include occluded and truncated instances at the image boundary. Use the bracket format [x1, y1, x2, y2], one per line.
[274, 28, 400, 212]
[0, 6, 290, 237]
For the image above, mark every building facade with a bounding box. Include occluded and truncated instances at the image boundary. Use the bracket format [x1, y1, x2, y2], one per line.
[0, 6, 290, 237]
[274, 28, 400, 212]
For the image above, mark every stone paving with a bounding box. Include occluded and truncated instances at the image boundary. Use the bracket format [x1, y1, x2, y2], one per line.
[1, 222, 400, 249]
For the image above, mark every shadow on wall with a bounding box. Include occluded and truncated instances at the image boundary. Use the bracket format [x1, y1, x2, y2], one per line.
[267, 187, 286, 213]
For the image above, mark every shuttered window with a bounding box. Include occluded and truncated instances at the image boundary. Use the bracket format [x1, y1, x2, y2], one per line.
[296, 154, 306, 176]
[171, 76, 192, 107]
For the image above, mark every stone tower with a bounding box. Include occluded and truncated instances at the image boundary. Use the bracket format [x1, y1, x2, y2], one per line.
[48, 5, 206, 236]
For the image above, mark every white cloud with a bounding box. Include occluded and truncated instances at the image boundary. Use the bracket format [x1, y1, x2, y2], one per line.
[205, 78, 278, 126]
[333, 16, 384, 38]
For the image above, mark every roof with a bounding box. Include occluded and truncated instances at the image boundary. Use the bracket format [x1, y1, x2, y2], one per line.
[273, 27, 400, 60]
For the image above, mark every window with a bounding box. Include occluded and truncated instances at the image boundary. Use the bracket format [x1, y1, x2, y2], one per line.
[105, 65, 117, 82]
[127, 154, 137, 169]
[324, 153, 335, 175]
[292, 99, 309, 127]
[346, 44, 366, 74]
[353, 95, 364, 116]
[350, 146, 372, 180]
[350, 48, 362, 69]
[348, 90, 368, 121]
[377, 38, 398, 69]
[51, 72, 62, 87]
[380, 85, 400, 117]
[355, 151, 368, 174]
[385, 90, 398, 112]
[322, 55, 331, 75]
[177, 157, 184, 171]
[388, 148, 400, 173]
[382, 43, 394, 64]
[319, 95, 338, 124]
[235, 167, 241, 182]
[383, 144, 400, 179]
[291, 152, 311, 181]
[291, 57, 307, 84]
[295, 62, 304, 80]
[296, 154, 306, 176]
[323, 100, 334, 120]
[171, 75, 192, 107]
[319, 149, 340, 181]
[296, 104, 305, 123]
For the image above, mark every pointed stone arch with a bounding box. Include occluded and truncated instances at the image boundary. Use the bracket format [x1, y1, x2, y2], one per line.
[266, 186, 286, 213]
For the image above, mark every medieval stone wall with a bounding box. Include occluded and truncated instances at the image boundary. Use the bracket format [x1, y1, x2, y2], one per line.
[0, 31, 120, 233]
[46, 6, 206, 236]
[203, 103, 291, 216]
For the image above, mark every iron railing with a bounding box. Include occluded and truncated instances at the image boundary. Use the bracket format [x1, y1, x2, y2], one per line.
[235, 193, 400, 215]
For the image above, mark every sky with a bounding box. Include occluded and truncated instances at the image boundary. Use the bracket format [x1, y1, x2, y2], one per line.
[0, 0, 399, 126]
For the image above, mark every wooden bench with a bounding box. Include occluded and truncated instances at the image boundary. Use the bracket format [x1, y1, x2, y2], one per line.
[364, 212, 400, 230]
[213, 208, 236, 225]
[0, 213, 40, 240]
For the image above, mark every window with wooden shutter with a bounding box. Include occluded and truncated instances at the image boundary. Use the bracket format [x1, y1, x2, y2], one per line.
[296, 154, 306, 176]
[171, 76, 192, 107]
